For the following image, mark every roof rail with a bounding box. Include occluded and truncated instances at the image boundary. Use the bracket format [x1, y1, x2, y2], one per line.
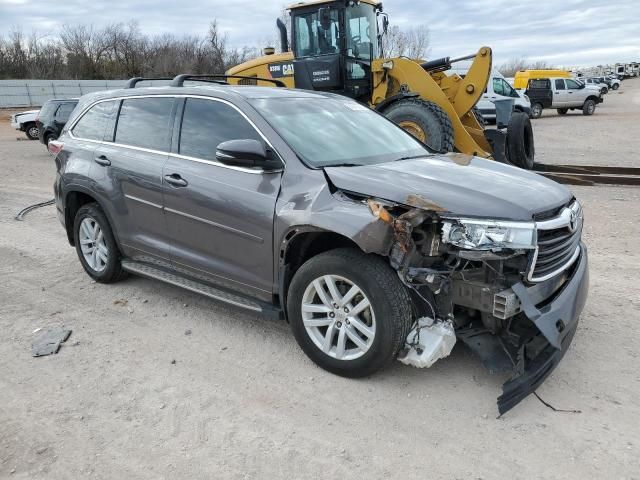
[124, 77, 173, 89]
[170, 74, 286, 88]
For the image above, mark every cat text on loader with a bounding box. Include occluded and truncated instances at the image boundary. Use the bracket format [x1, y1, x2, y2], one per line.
[227, 0, 535, 169]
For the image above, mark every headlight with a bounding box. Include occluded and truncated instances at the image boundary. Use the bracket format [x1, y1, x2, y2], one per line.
[441, 218, 535, 250]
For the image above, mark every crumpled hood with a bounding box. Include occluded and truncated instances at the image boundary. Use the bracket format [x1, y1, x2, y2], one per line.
[324, 153, 572, 221]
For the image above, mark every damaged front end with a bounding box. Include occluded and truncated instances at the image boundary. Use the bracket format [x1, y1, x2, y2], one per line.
[367, 196, 589, 414]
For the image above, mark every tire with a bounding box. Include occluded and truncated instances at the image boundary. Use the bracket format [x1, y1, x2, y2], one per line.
[531, 102, 543, 119]
[506, 111, 535, 170]
[383, 98, 454, 153]
[600, 87, 608, 95]
[287, 248, 412, 378]
[557, 108, 569, 115]
[73, 203, 127, 283]
[582, 99, 596, 116]
[472, 106, 486, 126]
[24, 123, 39, 140]
[612, 83, 619, 90]
[44, 133, 56, 145]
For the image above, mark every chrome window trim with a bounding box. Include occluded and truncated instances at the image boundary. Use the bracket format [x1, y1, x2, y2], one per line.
[67, 93, 285, 174]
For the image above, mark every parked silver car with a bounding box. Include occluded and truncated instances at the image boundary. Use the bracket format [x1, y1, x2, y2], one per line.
[52, 75, 589, 414]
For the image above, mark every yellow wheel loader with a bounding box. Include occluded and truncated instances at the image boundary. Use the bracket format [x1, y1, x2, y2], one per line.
[227, 0, 534, 169]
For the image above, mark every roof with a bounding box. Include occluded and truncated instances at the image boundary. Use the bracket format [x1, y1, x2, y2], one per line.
[77, 84, 332, 104]
[287, 0, 381, 9]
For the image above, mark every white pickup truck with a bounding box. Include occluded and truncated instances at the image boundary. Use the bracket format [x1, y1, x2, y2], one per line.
[525, 77, 603, 118]
[10, 109, 40, 140]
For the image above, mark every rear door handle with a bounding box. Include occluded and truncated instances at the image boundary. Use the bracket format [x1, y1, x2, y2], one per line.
[94, 155, 111, 166]
[164, 174, 188, 187]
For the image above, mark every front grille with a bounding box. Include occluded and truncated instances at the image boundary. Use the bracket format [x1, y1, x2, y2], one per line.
[529, 202, 582, 282]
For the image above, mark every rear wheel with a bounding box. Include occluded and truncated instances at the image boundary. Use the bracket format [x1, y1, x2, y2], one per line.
[24, 123, 39, 140]
[73, 203, 127, 283]
[557, 108, 569, 115]
[507, 112, 535, 170]
[287, 248, 412, 378]
[582, 99, 596, 115]
[383, 98, 454, 153]
[600, 87, 608, 95]
[531, 103, 543, 119]
[44, 133, 56, 145]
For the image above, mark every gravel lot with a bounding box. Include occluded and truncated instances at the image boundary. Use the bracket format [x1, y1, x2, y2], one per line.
[1, 79, 639, 479]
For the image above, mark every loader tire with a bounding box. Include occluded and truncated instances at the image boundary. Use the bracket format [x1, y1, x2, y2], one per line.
[472, 106, 486, 126]
[383, 99, 454, 153]
[506, 112, 535, 170]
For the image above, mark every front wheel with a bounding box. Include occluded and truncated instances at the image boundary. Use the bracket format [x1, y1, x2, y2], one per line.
[582, 99, 596, 115]
[531, 103, 543, 119]
[612, 83, 619, 90]
[287, 248, 412, 378]
[24, 123, 39, 140]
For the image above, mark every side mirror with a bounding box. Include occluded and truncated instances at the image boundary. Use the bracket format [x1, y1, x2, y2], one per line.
[216, 139, 281, 170]
[383, 15, 389, 35]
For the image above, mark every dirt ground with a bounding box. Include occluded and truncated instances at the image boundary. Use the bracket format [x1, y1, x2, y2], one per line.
[1, 79, 639, 480]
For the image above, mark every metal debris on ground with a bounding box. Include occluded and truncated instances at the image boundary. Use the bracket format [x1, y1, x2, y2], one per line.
[31, 328, 72, 357]
[15, 199, 55, 221]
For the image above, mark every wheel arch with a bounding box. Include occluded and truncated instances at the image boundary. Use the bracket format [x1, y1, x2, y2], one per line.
[63, 187, 121, 248]
[277, 227, 365, 321]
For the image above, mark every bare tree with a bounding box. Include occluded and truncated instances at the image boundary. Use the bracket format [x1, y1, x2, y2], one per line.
[382, 25, 430, 59]
[499, 57, 556, 77]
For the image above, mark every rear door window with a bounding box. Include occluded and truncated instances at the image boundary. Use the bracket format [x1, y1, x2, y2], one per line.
[555, 79, 566, 90]
[565, 79, 581, 89]
[72, 101, 117, 141]
[178, 98, 263, 161]
[115, 97, 174, 151]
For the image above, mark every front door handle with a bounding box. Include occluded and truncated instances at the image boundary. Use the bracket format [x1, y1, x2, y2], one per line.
[164, 174, 188, 187]
[94, 155, 111, 166]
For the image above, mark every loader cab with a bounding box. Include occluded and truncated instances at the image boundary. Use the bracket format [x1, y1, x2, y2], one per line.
[290, 0, 383, 101]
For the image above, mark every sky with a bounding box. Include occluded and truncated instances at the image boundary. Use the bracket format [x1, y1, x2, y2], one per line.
[1, 0, 639, 68]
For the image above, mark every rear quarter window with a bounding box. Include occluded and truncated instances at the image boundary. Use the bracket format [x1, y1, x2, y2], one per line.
[39, 102, 57, 119]
[55, 102, 77, 121]
[72, 101, 116, 141]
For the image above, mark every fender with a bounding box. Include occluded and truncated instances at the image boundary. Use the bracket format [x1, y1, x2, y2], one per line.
[62, 183, 123, 249]
[374, 91, 420, 113]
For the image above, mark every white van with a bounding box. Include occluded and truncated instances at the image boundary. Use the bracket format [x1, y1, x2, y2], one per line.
[448, 67, 532, 120]
[477, 70, 532, 120]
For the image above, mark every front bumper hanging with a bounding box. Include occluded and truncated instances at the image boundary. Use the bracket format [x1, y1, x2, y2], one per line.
[497, 242, 589, 414]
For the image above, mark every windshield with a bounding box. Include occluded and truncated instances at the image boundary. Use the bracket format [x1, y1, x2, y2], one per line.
[250, 97, 430, 168]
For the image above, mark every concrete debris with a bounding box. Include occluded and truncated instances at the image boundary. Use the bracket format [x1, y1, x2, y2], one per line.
[32, 327, 72, 357]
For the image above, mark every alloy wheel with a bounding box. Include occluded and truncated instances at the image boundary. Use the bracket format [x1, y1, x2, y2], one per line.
[301, 275, 376, 361]
[79, 217, 109, 272]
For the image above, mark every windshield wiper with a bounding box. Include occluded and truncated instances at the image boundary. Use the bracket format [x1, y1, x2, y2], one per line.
[394, 154, 429, 162]
[323, 163, 363, 168]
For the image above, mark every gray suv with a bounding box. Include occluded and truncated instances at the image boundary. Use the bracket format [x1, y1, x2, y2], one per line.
[53, 75, 589, 413]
